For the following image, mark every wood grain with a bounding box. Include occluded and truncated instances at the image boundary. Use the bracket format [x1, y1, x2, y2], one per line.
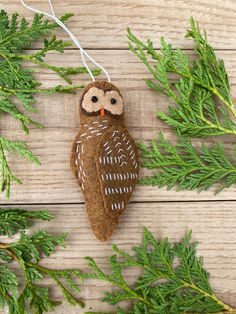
[0, 0, 236, 313]
[2, 202, 236, 312]
[1, 0, 236, 49]
[1, 50, 236, 203]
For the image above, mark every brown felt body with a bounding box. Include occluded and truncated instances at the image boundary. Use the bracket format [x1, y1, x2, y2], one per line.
[70, 81, 139, 241]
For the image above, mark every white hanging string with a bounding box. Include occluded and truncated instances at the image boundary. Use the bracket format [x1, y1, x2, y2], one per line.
[20, 0, 111, 82]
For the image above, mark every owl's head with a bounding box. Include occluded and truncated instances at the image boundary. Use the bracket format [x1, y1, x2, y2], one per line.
[79, 81, 124, 120]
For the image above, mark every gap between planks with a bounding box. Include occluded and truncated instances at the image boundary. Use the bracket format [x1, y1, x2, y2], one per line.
[1, 199, 236, 206]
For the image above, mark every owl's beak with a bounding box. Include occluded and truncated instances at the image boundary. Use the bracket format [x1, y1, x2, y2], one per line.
[100, 107, 105, 116]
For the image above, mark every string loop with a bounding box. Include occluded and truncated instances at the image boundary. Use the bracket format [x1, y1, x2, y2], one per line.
[20, 0, 111, 82]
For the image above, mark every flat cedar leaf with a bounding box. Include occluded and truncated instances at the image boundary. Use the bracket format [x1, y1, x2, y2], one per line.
[138, 132, 236, 193]
[0, 208, 84, 312]
[0, 265, 18, 308]
[1, 137, 40, 165]
[80, 228, 234, 313]
[128, 18, 236, 138]
[0, 208, 52, 237]
[0, 10, 101, 198]
[128, 17, 236, 193]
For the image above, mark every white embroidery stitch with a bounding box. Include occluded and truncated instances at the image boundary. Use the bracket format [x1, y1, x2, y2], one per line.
[130, 154, 135, 160]
[112, 130, 119, 137]
[115, 142, 122, 147]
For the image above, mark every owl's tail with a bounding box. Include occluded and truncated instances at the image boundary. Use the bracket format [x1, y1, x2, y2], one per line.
[86, 203, 118, 242]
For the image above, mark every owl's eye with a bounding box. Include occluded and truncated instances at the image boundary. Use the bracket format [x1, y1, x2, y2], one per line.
[91, 96, 98, 103]
[110, 98, 117, 105]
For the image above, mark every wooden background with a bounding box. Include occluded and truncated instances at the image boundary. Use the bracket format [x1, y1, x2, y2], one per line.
[1, 0, 236, 312]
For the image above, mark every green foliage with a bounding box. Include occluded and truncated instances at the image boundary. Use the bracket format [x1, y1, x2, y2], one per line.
[0, 208, 83, 313]
[0, 208, 52, 237]
[0, 10, 100, 198]
[127, 17, 236, 192]
[127, 18, 236, 138]
[0, 137, 41, 198]
[138, 132, 236, 193]
[1, 210, 235, 313]
[82, 229, 234, 314]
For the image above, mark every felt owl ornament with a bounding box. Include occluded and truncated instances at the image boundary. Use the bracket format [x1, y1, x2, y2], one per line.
[70, 81, 139, 242]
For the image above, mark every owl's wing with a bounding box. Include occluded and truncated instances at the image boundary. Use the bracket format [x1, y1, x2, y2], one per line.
[70, 131, 84, 188]
[95, 126, 139, 216]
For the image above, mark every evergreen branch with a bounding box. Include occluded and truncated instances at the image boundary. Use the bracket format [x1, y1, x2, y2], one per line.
[127, 18, 236, 138]
[138, 132, 236, 193]
[0, 137, 40, 198]
[0, 208, 52, 237]
[0, 10, 101, 197]
[18, 50, 101, 85]
[0, 208, 84, 313]
[127, 18, 236, 192]
[80, 229, 235, 314]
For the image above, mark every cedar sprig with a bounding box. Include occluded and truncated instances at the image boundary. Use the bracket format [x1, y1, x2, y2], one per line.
[0, 10, 100, 198]
[0, 208, 84, 313]
[127, 18, 236, 138]
[127, 18, 236, 192]
[0, 207, 52, 237]
[82, 228, 235, 314]
[0, 137, 41, 198]
[138, 132, 236, 193]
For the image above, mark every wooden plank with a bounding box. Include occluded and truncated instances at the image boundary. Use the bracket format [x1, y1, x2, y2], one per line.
[3, 127, 236, 203]
[1, 49, 236, 203]
[2, 0, 236, 49]
[1, 202, 235, 312]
